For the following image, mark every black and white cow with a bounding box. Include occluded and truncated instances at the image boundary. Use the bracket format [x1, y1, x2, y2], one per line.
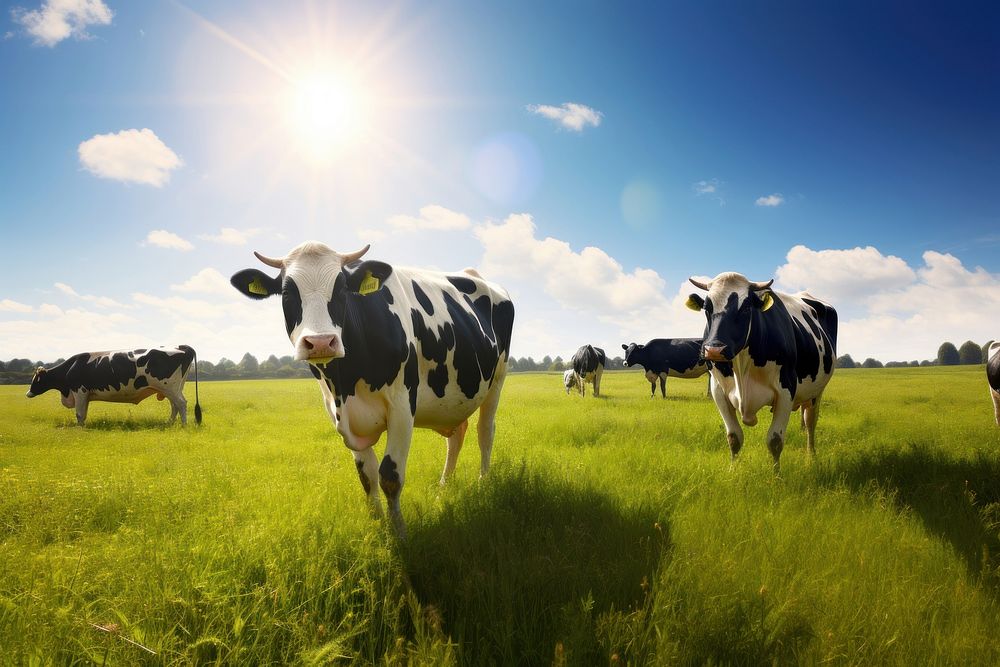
[26, 346, 201, 426]
[231, 241, 514, 535]
[987, 341, 1000, 426]
[621, 338, 709, 398]
[569, 345, 606, 397]
[686, 273, 837, 471]
[563, 368, 578, 394]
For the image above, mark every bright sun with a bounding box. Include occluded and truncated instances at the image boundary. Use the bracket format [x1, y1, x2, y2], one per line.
[286, 70, 368, 160]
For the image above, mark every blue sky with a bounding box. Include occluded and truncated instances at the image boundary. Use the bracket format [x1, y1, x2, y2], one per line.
[1, 0, 998, 363]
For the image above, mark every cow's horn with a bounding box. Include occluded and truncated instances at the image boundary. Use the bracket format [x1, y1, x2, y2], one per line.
[341, 244, 370, 263]
[253, 251, 285, 268]
[750, 279, 774, 291]
[688, 277, 712, 291]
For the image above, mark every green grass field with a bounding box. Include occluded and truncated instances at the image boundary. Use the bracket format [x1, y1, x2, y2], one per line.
[2, 366, 999, 665]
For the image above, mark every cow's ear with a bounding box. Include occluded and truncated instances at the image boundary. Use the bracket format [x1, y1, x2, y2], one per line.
[685, 294, 705, 311]
[759, 291, 774, 312]
[231, 269, 281, 300]
[622, 344, 628, 351]
[343, 260, 393, 295]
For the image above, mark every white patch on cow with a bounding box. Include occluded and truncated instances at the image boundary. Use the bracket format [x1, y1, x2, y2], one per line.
[282, 242, 348, 360]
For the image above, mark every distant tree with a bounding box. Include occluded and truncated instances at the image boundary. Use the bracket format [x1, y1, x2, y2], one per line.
[239, 352, 259, 374]
[279, 355, 295, 366]
[524, 357, 537, 371]
[260, 354, 280, 372]
[936, 342, 960, 366]
[861, 358, 883, 369]
[919, 360, 934, 367]
[0, 360, 5, 371]
[983, 341, 996, 363]
[608, 356, 625, 370]
[541, 355, 553, 369]
[550, 356, 565, 372]
[957, 340, 982, 365]
[836, 354, 856, 369]
[909, 360, 920, 367]
[217, 358, 237, 372]
[197, 360, 215, 376]
[7, 358, 33, 372]
[885, 361, 906, 368]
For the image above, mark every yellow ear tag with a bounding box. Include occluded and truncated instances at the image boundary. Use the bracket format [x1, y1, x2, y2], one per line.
[358, 271, 380, 296]
[685, 295, 703, 311]
[761, 292, 774, 312]
[248, 277, 268, 296]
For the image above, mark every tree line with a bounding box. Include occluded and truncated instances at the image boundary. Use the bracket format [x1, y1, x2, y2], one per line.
[0, 340, 994, 384]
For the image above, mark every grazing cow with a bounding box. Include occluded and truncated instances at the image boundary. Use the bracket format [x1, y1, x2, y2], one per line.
[621, 338, 709, 398]
[686, 273, 837, 471]
[231, 241, 514, 536]
[988, 341, 1000, 426]
[25, 346, 202, 426]
[563, 368, 578, 394]
[570, 345, 606, 397]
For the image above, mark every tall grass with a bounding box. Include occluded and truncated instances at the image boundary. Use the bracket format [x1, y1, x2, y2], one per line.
[1, 366, 998, 664]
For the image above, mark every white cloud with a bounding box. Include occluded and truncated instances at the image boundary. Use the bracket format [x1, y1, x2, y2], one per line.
[526, 102, 603, 132]
[78, 128, 182, 186]
[12, 0, 112, 46]
[694, 180, 718, 195]
[387, 205, 471, 232]
[170, 268, 232, 296]
[197, 227, 262, 246]
[774, 245, 1000, 362]
[0, 299, 34, 313]
[755, 193, 784, 207]
[53, 281, 128, 308]
[775, 245, 916, 303]
[143, 229, 194, 251]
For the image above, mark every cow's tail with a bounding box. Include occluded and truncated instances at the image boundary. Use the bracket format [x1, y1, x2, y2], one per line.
[180, 344, 203, 425]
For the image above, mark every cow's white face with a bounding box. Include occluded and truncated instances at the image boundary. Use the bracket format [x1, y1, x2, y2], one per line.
[231, 241, 372, 363]
[282, 245, 347, 361]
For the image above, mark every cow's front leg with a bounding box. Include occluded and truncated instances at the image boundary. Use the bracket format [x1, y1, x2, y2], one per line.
[477, 371, 506, 478]
[767, 397, 794, 474]
[802, 398, 821, 457]
[440, 419, 468, 485]
[353, 448, 383, 516]
[74, 393, 90, 426]
[593, 368, 603, 397]
[380, 411, 414, 538]
[710, 376, 743, 462]
[660, 375, 667, 398]
[992, 388, 1000, 426]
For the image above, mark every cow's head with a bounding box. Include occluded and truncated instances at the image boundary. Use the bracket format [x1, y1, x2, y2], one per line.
[26, 366, 50, 398]
[231, 241, 390, 363]
[563, 369, 578, 394]
[621, 343, 641, 367]
[685, 273, 774, 362]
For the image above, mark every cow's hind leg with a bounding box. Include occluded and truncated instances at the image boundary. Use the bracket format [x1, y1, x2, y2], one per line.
[650, 381, 656, 398]
[354, 448, 383, 516]
[660, 375, 666, 398]
[802, 398, 820, 457]
[167, 393, 188, 425]
[380, 411, 414, 537]
[991, 388, 1000, 426]
[593, 368, 603, 397]
[477, 373, 507, 478]
[75, 393, 90, 426]
[767, 397, 794, 474]
[440, 419, 469, 485]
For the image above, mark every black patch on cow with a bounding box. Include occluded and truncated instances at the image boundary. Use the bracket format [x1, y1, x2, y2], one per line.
[137, 347, 193, 381]
[411, 309, 452, 398]
[379, 455, 401, 497]
[356, 460, 372, 494]
[622, 338, 709, 378]
[308, 364, 322, 380]
[447, 276, 477, 294]
[412, 281, 434, 315]
[571, 345, 606, 376]
[404, 343, 419, 415]
[444, 292, 500, 398]
[282, 277, 304, 335]
[133, 376, 148, 390]
[987, 347, 1000, 392]
[231, 268, 281, 299]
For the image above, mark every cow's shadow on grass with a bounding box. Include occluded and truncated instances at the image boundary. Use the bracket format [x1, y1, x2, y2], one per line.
[400, 465, 669, 665]
[817, 443, 1000, 596]
[81, 417, 179, 431]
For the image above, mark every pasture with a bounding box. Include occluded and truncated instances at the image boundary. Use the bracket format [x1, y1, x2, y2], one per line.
[1, 367, 999, 665]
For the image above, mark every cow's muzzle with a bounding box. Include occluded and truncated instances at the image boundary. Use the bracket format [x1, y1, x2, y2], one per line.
[703, 345, 728, 362]
[25, 390, 35, 398]
[298, 334, 345, 363]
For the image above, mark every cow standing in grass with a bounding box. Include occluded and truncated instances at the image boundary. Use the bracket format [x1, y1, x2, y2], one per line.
[621, 338, 709, 398]
[231, 241, 514, 536]
[570, 345, 606, 397]
[686, 273, 837, 471]
[988, 341, 1000, 426]
[25, 346, 201, 426]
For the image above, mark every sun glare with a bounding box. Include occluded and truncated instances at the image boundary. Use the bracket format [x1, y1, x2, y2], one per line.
[286, 70, 368, 160]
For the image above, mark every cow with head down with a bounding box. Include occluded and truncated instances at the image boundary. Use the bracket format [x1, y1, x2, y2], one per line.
[231, 241, 514, 536]
[686, 272, 837, 472]
[569, 345, 606, 397]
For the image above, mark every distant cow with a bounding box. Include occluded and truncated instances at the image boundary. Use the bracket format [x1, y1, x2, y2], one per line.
[563, 368, 578, 394]
[686, 273, 837, 471]
[621, 338, 709, 398]
[26, 346, 202, 426]
[231, 241, 514, 536]
[988, 341, 1000, 426]
[570, 345, 606, 397]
